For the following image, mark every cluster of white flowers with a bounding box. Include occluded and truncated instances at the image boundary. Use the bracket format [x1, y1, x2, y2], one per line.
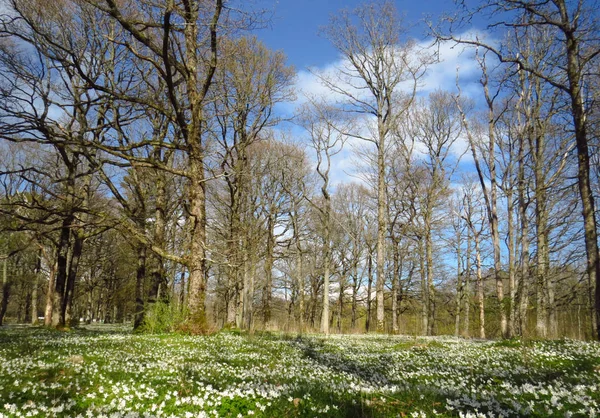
[1, 327, 599, 417]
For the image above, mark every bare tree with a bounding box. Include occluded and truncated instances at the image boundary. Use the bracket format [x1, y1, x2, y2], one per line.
[321, 0, 428, 331]
[437, 0, 600, 339]
[410, 90, 463, 335]
[211, 36, 294, 327]
[460, 180, 488, 339]
[297, 97, 347, 335]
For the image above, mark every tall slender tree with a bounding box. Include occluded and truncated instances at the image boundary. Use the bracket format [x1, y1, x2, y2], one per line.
[322, 1, 428, 331]
[437, 0, 600, 340]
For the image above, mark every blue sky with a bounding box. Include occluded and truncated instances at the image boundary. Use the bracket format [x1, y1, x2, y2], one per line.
[248, 1, 488, 187]
[254, 0, 460, 70]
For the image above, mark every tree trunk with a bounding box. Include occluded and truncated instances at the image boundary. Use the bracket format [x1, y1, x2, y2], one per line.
[463, 228, 471, 337]
[563, 23, 600, 340]
[321, 197, 331, 335]
[245, 249, 257, 331]
[533, 132, 549, 338]
[296, 245, 304, 333]
[376, 129, 387, 332]
[64, 231, 84, 326]
[517, 141, 531, 337]
[262, 213, 275, 328]
[23, 291, 31, 324]
[149, 169, 168, 309]
[31, 249, 42, 325]
[179, 267, 186, 313]
[365, 253, 373, 332]
[51, 214, 74, 328]
[454, 229, 462, 337]
[85, 288, 92, 324]
[187, 151, 209, 330]
[44, 254, 57, 327]
[535, 200, 549, 338]
[351, 262, 358, 331]
[506, 189, 516, 338]
[392, 240, 399, 334]
[475, 232, 485, 339]
[133, 243, 147, 330]
[310, 277, 318, 329]
[426, 228, 435, 336]
[490, 148, 507, 339]
[479, 73, 507, 338]
[419, 239, 428, 335]
[337, 282, 344, 333]
[0, 255, 10, 326]
[236, 254, 247, 329]
[225, 210, 240, 327]
[226, 274, 238, 326]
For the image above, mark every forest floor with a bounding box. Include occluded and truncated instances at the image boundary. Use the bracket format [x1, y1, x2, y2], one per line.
[0, 326, 599, 417]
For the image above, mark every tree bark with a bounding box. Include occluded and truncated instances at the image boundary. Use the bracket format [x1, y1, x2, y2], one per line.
[365, 253, 373, 332]
[262, 213, 275, 327]
[179, 267, 186, 313]
[506, 188, 516, 338]
[463, 228, 472, 337]
[337, 280, 344, 333]
[31, 248, 42, 325]
[351, 260, 359, 331]
[535, 194, 549, 338]
[475, 231, 485, 339]
[0, 255, 10, 326]
[44, 254, 57, 327]
[426, 227, 435, 335]
[517, 125, 531, 337]
[64, 231, 84, 326]
[187, 148, 209, 330]
[133, 243, 147, 330]
[392, 240, 399, 334]
[419, 239, 428, 335]
[562, 17, 600, 340]
[454, 227, 462, 337]
[376, 122, 387, 333]
[52, 214, 74, 328]
[149, 169, 168, 309]
[295, 225, 304, 333]
[321, 203, 331, 335]
[485, 92, 507, 339]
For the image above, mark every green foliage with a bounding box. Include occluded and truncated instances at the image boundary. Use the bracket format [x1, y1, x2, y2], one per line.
[490, 337, 528, 349]
[137, 301, 186, 334]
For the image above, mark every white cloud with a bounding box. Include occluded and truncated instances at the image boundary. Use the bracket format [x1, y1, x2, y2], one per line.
[293, 32, 487, 106]
[288, 33, 488, 185]
[418, 40, 480, 96]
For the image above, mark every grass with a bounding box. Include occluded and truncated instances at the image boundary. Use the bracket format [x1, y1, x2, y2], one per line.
[0, 325, 599, 417]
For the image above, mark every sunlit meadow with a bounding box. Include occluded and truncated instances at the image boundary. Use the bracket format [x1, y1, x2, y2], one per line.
[1, 326, 599, 417]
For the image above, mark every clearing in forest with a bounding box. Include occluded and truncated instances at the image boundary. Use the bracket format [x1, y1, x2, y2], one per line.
[0, 326, 599, 417]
